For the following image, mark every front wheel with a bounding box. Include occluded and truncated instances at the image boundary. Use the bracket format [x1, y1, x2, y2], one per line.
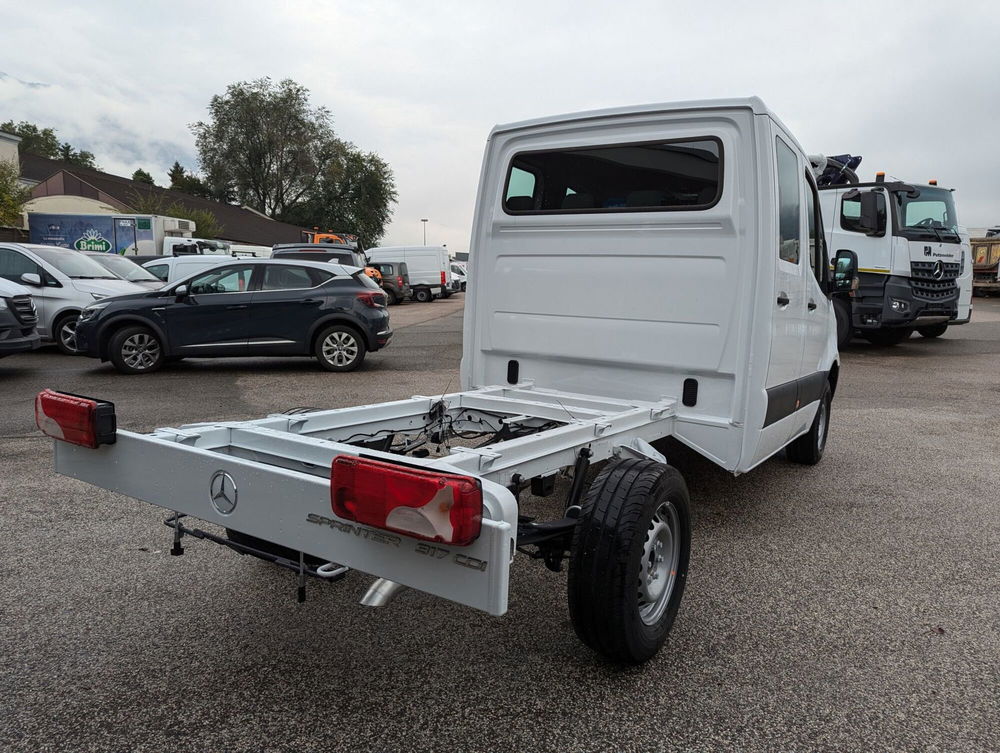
[53, 313, 82, 355]
[786, 383, 832, 465]
[834, 299, 852, 349]
[568, 458, 691, 664]
[917, 323, 948, 338]
[862, 327, 912, 346]
[315, 325, 366, 372]
[108, 326, 165, 374]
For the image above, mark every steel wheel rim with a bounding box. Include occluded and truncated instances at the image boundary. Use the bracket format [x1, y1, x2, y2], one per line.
[817, 400, 828, 453]
[638, 501, 681, 625]
[60, 319, 78, 351]
[121, 333, 160, 370]
[322, 331, 359, 367]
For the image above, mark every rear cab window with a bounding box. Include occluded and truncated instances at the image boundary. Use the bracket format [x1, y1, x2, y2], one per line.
[503, 138, 722, 213]
[775, 138, 801, 264]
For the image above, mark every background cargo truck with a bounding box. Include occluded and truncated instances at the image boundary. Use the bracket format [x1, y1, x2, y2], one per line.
[28, 213, 195, 256]
[817, 169, 970, 346]
[42, 97, 847, 664]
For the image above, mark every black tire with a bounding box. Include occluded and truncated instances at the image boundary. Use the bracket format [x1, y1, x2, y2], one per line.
[834, 299, 852, 349]
[442, 290, 452, 299]
[384, 288, 398, 306]
[108, 325, 165, 374]
[53, 312, 82, 355]
[461, 282, 467, 292]
[786, 383, 831, 465]
[862, 327, 913, 346]
[917, 323, 948, 339]
[314, 324, 366, 372]
[414, 288, 432, 303]
[225, 529, 325, 569]
[568, 458, 691, 664]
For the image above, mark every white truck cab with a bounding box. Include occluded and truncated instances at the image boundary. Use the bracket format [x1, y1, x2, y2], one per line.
[819, 177, 969, 345]
[43, 98, 843, 664]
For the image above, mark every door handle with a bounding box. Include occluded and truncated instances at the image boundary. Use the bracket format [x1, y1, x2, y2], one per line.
[807, 300, 817, 311]
[776, 294, 790, 306]
[225, 304, 248, 310]
[300, 298, 321, 305]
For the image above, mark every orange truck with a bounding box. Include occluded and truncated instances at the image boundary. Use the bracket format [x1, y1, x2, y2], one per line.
[972, 237, 1000, 295]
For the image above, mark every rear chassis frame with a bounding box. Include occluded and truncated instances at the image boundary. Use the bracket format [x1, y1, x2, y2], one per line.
[55, 383, 677, 615]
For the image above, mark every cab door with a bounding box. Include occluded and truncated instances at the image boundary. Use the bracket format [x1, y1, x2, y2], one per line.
[764, 135, 809, 434]
[801, 170, 832, 379]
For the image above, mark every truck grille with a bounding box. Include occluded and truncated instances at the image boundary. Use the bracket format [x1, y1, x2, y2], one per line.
[910, 261, 960, 300]
[9, 295, 37, 326]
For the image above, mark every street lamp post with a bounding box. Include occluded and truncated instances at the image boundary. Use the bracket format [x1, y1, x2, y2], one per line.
[421, 218, 428, 246]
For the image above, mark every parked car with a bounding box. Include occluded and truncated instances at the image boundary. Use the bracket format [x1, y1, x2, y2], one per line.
[367, 246, 451, 302]
[271, 244, 382, 284]
[84, 253, 165, 290]
[450, 262, 467, 292]
[0, 243, 149, 354]
[74, 259, 392, 374]
[367, 261, 412, 304]
[0, 277, 41, 358]
[142, 255, 233, 284]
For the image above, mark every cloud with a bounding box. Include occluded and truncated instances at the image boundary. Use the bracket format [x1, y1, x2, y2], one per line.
[1, 0, 999, 244]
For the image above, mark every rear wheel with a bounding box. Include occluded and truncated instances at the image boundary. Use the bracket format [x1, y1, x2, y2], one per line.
[53, 313, 82, 355]
[917, 323, 948, 338]
[414, 288, 432, 303]
[862, 327, 912, 346]
[315, 324, 366, 372]
[384, 288, 398, 306]
[108, 326, 165, 374]
[568, 458, 691, 664]
[786, 383, 832, 465]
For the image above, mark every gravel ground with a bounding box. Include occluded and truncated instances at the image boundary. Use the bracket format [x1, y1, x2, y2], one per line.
[1, 294, 997, 753]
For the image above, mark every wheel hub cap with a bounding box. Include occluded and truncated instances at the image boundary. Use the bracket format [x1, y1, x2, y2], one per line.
[638, 501, 681, 625]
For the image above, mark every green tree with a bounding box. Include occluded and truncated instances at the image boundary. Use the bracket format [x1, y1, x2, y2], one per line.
[132, 168, 155, 185]
[282, 144, 397, 245]
[0, 121, 60, 158]
[166, 161, 216, 200]
[191, 77, 340, 217]
[58, 142, 97, 169]
[0, 159, 32, 227]
[126, 190, 225, 239]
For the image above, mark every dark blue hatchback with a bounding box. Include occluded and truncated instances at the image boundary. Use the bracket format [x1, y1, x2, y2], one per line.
[74, 259, 391, 374]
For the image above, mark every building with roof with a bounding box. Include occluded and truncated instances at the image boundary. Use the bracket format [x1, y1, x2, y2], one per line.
[2, 135, 311, 246]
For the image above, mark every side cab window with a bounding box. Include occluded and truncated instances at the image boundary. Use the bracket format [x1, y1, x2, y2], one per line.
[775, 138, 801, 264]
[804, 170, 828, 287]
[0, 248, 44, 284]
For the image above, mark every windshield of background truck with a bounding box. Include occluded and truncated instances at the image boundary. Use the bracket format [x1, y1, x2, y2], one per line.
[33, 248, 117, 279]
[894, 186, 960, 242]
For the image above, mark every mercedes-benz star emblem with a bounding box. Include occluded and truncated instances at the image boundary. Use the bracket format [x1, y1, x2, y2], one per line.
[932, 260, 944, 280]
[209, 470, 238, 515]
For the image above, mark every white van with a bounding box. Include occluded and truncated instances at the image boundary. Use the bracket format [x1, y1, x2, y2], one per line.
[367, 246, 452, 302]
[0, 244, 148, 353]
[142, 255, 233, 284]
[161, 237, 232, 256]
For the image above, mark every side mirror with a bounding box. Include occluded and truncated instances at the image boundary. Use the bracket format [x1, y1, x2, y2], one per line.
[174, 284, 189, 300]
[832, 249, 859, 292]
[20, 272, 42, 287]
[859, 191, 886, 237]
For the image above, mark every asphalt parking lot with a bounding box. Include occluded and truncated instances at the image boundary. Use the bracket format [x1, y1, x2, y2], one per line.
[2, 294, 998, 753]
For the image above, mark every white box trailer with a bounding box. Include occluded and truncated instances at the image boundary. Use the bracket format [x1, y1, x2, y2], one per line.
[41, 98, 844, 664]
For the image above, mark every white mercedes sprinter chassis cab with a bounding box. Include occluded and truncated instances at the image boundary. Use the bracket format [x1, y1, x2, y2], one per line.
[42, 98, 842, 664]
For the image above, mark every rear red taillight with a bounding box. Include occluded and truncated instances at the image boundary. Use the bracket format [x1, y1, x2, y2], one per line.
[35, 389, 116, 449]
[440, 270, 446, 284]
[357, 292, 387, 308]
[396, 275, 403, 287]
[331, 456, 482, 546]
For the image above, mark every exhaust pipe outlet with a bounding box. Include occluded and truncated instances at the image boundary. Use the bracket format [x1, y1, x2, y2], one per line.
[360, 577, 407, 607]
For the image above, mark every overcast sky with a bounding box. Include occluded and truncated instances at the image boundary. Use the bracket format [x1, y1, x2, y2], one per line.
[2, 0, 998, 247]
